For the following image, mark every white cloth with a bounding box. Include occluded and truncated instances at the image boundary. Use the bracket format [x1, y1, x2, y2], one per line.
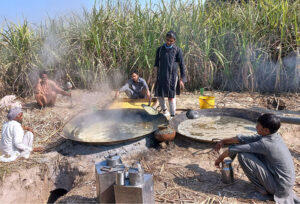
[0, 120, 33, 162]
[0, 95, 22, 110]
[7, 107, 22, 120]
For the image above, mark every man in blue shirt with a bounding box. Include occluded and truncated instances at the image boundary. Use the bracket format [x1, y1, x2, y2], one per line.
[115, 70, 150, 99]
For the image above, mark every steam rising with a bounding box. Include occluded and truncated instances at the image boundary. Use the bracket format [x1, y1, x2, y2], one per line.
[212, 43, 300, 92]
[40, 31, 66, 69]
[28, 27, 128, 110]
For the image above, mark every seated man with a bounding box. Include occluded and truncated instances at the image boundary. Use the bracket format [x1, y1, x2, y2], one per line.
[35, 71, 71, 108]
[115, 70, 150, 99]
[215, 113, 300, 203]
[0, 107, 34, 161]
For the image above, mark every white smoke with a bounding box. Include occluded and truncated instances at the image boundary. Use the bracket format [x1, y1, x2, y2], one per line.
[39, 31, 66, 69]
[28, 29, 67, 89]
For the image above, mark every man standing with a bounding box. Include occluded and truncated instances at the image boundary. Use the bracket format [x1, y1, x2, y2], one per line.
[35, 70, 71, 108]
[0, 107, 34, 161]
[154, 31, 187, 118]
[115, 70, 150, 99]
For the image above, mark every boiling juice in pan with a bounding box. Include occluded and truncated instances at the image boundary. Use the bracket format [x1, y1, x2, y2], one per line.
[63, 109, 168, 143]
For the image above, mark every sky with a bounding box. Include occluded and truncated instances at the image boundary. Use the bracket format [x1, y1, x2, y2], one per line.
[0, 0, 204, 27]
[0, 0, 95, 26]
[0, 0, 173, 26]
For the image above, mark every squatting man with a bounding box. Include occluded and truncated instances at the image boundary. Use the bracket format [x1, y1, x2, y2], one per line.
[115, 70, 150, 99]
[215, 113, 300, 203]
[35, 70, 71, 108]
[0, 108, 35, 162]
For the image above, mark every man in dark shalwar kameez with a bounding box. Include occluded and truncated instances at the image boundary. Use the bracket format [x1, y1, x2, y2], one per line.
[215, 113, 300, 203]
[154, 31, 187, 118]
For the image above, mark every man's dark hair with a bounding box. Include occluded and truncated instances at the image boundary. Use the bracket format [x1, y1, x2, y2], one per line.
[257, 113, 281, 134]
[166, 30, 176, 40]
[130, 70, 139, 76]
[39, 70, 48, 78]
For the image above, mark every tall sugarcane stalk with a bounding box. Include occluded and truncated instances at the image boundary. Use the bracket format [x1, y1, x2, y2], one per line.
[0, 0, 298, 97]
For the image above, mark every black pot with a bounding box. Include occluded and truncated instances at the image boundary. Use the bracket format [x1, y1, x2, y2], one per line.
[186, 110, 200, 119]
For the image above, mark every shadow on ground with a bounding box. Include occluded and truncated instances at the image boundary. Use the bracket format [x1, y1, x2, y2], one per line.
[57, 195, 96, 203]
[174, 134, 215, 150]
[173, 164, 255, 200]
[290, 149, 300, 161]
[23, 102, 40, 110]
[45, 134, 155, 157]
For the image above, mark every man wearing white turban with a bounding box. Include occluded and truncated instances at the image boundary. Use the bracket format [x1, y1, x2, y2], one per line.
[0, 107, 34, 162]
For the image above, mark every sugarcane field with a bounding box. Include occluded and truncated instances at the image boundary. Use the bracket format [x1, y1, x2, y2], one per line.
[0, 0, 299, 204]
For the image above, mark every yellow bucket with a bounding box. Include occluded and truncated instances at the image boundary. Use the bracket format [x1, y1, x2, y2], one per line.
[199, 96, 215, 109]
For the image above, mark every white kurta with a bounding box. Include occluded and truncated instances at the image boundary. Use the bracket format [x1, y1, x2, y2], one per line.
[0, 120, 33, 162]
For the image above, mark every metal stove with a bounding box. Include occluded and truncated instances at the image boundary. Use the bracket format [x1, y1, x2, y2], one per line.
[95, 154, 125, 203]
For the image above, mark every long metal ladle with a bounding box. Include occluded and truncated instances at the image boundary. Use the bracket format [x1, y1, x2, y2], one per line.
[142, 84, 158, 115]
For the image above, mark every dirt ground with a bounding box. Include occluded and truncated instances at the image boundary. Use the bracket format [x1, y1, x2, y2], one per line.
[0, 90, 299, 203]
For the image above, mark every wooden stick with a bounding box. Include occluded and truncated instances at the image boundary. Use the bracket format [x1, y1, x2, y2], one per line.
[159, 163, 165, 175]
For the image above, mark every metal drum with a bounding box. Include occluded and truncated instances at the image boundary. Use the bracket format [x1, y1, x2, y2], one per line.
[129, 162, 144, 186]
[116, 171, 125, 185]
[221, 159, 234, 184]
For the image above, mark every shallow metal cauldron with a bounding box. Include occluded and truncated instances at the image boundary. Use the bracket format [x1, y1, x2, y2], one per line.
[170, 108, 300, 143]
[170, 108, 260, 143]
[63, 109, 168, 144]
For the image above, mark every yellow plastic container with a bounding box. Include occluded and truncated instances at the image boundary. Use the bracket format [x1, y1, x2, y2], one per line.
[109, 98, 157, 109]
[199, 96, 215, 109]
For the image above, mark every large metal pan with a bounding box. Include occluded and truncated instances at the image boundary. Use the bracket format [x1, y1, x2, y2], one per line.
[63, 109, 168, 144]
[170, 108, 300, 143]
[169, 108, 260, 143]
